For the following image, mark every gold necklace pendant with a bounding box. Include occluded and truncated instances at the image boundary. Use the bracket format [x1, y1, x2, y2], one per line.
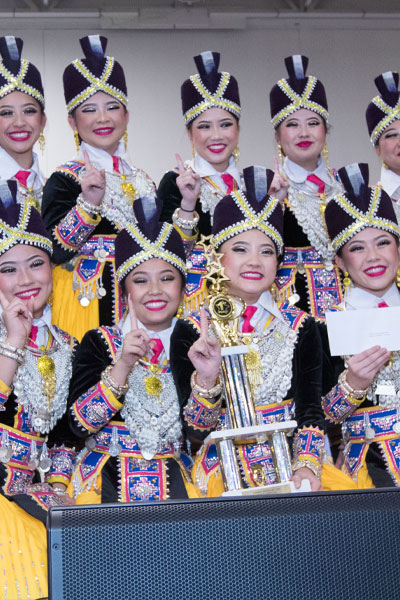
[120, 174, 137, 203]
[144, 365, 163, 400]
[26, 193, 40, 211]
[37, 354, 55, 377]
[37, 346, 56, 403]
[245, 347, 262, 387]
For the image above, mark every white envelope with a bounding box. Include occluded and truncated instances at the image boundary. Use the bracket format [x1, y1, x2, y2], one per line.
[325, 306, 400, 356]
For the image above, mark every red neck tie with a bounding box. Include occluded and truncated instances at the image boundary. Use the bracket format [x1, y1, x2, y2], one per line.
[221, 173, 235, 194]
[150, 338, 164, 364]
[378, 301, 389, 308]
[241, 306, 257, 333]
[14, 170, 30, 187]
[112, 156, 120, 174]
[28, 325, 39, 348]
[306, 174, 325, 195]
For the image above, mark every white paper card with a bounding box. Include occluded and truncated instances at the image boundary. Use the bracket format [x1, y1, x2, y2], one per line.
[325, 306, 400, 356]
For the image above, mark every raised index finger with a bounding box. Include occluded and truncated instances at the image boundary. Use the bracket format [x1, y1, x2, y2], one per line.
[82, 149, 92, 171]
[0, 289, 9, 311]
[175, 153, 185, 175]
[273, 156, 281, 174]
[128, 294, 138, 330]
[199, 306, 209, 339]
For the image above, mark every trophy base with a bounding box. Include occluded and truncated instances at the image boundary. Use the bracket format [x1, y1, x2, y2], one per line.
[204, 421, 298, 445]
[221, 479, 311, 497]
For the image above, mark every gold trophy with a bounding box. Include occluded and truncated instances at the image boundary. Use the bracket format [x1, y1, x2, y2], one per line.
[201, 237, 301, 496]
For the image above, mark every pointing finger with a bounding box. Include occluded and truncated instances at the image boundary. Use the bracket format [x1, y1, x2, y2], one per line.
[82, 149, 92, 170]
[128, 294, 138, 330]
[175, 153, 185, 175]
[199, 306, 209, 339]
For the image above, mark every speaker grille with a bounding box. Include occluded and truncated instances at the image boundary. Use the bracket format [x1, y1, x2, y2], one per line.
[49, 489, 400, 600]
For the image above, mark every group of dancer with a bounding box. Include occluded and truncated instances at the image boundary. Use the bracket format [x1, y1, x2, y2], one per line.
[1, 32, 400, 599]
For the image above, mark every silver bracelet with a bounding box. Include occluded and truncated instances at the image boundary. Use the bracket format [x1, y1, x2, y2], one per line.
[172, 207, 199, 230]
[190, 370, 222, 399]
[338, 369, 368, 399]
[0, 341, 25, 365]
[76, 194, 102, 216]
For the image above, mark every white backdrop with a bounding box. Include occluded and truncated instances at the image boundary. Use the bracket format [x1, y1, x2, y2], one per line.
[0, 24, 398, 186]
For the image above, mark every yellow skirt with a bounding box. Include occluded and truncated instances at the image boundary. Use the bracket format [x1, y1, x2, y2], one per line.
[192, 452, 374, 497]
[52, 265, 99, 342]
[0, 495, 48, 600]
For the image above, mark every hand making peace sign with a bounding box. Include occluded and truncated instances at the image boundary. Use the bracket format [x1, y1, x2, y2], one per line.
[188, 307, 221, 390]
[80, 149, 106, 208]
[0, 289, 33, 350]
[175, 153, 201, 212]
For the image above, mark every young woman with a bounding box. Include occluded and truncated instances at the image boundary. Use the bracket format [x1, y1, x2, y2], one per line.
[170, 166, 327, 496]
[41, 35, 155, 341]
[158, 52, 242, 312]
[322, 162, 400, 488]
[0, 36, 46, 210]
[269, 55, 343, 321]
[68, 197, 198, 503]
[366, 71, 400, 223]
[0, 181, 78, 599]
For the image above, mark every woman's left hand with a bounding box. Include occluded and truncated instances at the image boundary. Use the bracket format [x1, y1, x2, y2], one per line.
[291, 466, 322, 491]
[188, 307, 221, 389]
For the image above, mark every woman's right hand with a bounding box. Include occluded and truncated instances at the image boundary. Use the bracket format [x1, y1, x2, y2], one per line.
[80, 149, 106, 207]
[118, 297, 151, 371]
[188, 307, 221, 389]
[175, 153, 201, 212]
[0, 290, 33, 349]
[268, 156, 288, 202]
[346, 345, 391, 391]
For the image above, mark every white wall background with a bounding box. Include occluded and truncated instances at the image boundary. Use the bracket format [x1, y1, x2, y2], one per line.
[0, 21, 398, 185]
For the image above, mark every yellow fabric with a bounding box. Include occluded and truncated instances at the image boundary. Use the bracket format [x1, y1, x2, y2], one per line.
[321, 460, 374, 490]
[0, 495, 48, 600]
[52, 264, 99, 341]
[0, 378, 11, 396]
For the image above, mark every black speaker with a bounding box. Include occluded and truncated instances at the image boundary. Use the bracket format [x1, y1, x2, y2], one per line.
[48, 488, 400, 600]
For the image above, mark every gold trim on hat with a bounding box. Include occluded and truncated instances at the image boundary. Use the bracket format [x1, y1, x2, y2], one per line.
[0, 202, 52, 256]
[212, 190, 283, 253]
[271, 76, 329, 128]
[66, 57, 128, 113]
[370, 96, 400, 145]
[331, 187, 399, 250]
[116, 222, 186, 283]
[183, 71, 241, 124]
[0, 59, 44, 106]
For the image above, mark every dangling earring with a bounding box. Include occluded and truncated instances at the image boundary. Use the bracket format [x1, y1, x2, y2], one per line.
[383, 160, 389, 169]
[74, 130, 80, 154]
[191, 143, 196, 168]
[322, 142, 329, 167]
[176, 303, 184, 319]
[232, 146, 240, 165]
[38, 131, 45, 154]
[270, 282, 278, 302]
[277, 144, 284, 167]
[123, 130, 128, 152]
[396, 264, 400, 287]
[343, 271, 352, 297]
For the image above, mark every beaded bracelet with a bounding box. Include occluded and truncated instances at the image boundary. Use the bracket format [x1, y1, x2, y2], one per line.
[0, 341, 25, 365]
[172, 207, 200, 230]
[101, 365, 129, 397]
[292, 459, 321, 479]
[338, 369, 369, 400]
[77, 194, 102, 216]
[190, 370, 222, 399]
